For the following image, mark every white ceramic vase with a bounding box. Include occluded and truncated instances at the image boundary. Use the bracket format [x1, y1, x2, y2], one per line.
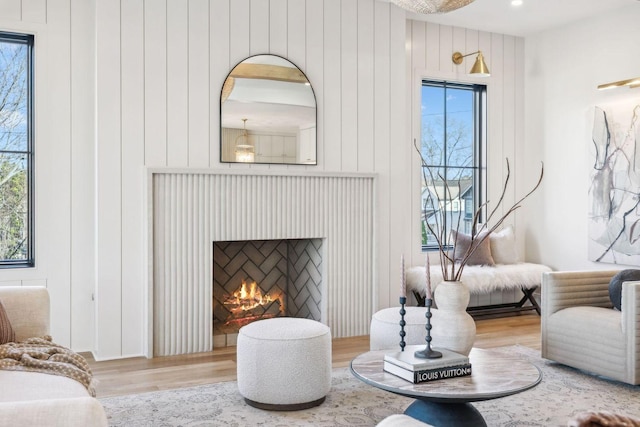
[430, 281, 476, 356]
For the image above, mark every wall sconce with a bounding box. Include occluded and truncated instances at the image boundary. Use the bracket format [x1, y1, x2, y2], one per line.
[597, 77, 640, 90]
[452, 51, 490, 77]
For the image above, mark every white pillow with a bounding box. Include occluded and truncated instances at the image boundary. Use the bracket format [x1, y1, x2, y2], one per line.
[490, 225, 519, 264]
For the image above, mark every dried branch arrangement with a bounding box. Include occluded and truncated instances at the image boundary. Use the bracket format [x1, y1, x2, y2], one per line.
[415, 139, 544, 282]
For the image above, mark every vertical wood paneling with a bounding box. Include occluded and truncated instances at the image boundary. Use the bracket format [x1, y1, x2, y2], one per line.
[188, 0, 210, 167]
[502, 35, 517, 209]
[323, 0, 341, 170]
[70, 0, 96, 352]
[166, 0, 189, 167]
[22, 0, 47, 23]
[229, 0, 249, 64]
[152, 172, 374, 355]
[513, 36, 526, 257]
[340, 0, 358, 171]
[287, 0, 305, 69]
[42, 0, 72, 347]
[388, 4, 407, 309]
[411, 21, 425, 71]
[144, 0, 168, 167]
[249, 0, 269, 55]
[269, 0, 287, 57]
[210, 0, 230, 167]
[357, 0, 374, 172]
[373, 0, 391, 310]
[424, 22, 439, 70]
[0, 0, 21, 20]
[305, 0, 323, 169]
[120, 0, 145, 357]
[96, 0, 122, 358]
[438, 25, 453, 73]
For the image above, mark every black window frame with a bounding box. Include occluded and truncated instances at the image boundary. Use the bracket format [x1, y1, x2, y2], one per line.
[0, 31, 34, 268]
[420, 79, 487, 252]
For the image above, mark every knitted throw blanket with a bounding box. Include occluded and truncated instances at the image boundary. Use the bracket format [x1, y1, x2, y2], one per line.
[0, 336, 96, 396]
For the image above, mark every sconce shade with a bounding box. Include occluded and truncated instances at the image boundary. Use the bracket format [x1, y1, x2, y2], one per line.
[452, 51, 490, 77]
[391, 0, 475, 14]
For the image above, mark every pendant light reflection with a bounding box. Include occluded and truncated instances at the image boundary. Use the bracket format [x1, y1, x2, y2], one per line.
[235, 118, 255, 163]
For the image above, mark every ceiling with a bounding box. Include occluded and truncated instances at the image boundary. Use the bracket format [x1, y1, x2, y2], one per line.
[396, 0, 638, 37]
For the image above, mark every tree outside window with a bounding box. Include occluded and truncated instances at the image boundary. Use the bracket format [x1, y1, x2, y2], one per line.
[0, 33, 33, 267]
[420, 80, 486, 250]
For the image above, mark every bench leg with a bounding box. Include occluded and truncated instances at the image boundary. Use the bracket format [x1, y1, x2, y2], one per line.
[466, 286, 541, 317]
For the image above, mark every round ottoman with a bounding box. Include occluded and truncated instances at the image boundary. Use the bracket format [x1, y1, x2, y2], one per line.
[370, 306, 430, 350]
[237, 317, 332, 410]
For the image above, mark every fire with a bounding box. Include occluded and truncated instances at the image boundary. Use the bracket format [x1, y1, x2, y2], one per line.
[223, 280, 285, 317]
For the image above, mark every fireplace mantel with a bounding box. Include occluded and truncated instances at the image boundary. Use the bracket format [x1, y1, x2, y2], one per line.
[146, 168, 376, 357]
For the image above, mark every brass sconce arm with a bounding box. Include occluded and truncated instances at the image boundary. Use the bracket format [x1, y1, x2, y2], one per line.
[452, 50, 490, 76]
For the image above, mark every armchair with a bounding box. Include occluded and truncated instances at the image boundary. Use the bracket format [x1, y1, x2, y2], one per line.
[541, 270, 639, 385]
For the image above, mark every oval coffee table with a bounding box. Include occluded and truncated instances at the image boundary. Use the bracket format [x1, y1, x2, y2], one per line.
[350, 347, 541, 427]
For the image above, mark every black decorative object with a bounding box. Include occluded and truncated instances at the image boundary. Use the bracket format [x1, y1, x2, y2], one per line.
[414, 298, 442, 359]
[609, 269, 640, 311]
[399, 296, 407, 351]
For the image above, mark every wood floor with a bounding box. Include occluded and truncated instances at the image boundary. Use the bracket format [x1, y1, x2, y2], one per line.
[87, 313, 541, 398]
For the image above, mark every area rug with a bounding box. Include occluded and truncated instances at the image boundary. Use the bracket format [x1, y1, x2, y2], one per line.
[100, 346, 640, 427]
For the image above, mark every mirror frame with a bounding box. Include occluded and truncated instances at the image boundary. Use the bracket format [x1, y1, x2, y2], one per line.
[219, 54, 317, 165]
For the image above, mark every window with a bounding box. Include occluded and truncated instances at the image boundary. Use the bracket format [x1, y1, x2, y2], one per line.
[0, 33, 33, 267]
[420, 80, 486, 250]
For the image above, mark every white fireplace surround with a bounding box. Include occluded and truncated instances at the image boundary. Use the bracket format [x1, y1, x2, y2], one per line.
[147, 168, 376, 357]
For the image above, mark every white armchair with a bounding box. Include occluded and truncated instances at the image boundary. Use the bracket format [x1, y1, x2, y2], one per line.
[541, 270, 639, 385]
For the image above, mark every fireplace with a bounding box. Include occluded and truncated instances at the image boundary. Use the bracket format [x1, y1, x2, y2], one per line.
[150, 170, 374, 357]
[212, 239, 323, 346]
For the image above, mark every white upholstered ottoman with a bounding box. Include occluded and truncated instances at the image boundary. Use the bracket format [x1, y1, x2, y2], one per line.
[237, 317, 332, 410]
[370, 306, 429, 350]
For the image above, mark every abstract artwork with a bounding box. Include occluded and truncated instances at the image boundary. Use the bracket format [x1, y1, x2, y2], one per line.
[589, 101, 640, 264]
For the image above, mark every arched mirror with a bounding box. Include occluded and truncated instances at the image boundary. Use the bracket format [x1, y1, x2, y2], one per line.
[220, 55, 317, 165]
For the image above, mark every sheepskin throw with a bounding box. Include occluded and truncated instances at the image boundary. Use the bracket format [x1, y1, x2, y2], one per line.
[406, 263, 552, 296]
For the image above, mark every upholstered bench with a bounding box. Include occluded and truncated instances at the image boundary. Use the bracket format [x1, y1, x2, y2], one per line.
[236, 317, 332, 410]
[370, 306, 430, 350]
[407, 263, 552, 316]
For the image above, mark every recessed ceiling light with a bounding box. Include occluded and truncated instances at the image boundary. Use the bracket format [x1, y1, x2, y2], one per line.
[511, 0, 523, 6]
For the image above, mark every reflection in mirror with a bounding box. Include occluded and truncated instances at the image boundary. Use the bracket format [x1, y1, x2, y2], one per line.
[220, 55, 317, 165]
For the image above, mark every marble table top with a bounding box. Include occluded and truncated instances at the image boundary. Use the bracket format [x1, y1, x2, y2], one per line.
[350, 347, 541, 403]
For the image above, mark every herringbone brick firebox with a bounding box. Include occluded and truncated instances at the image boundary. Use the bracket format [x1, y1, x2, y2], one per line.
[212, 238, 322, 346]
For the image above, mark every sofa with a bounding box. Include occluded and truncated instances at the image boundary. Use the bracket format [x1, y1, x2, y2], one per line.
[0, 286, 108, 426]
[541, 270, 640, 385]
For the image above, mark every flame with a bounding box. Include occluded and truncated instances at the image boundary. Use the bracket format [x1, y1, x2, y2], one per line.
[223, 280, 284, 317]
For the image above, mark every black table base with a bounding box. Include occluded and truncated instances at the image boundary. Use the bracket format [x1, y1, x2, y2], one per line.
[404, 399, 487, 427]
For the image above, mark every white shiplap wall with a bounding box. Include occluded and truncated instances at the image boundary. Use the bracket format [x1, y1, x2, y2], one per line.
[0, 0, 527, 361]
[0, 0, 96, 353]
[406, 20, 526, 307]
[94, 0, 407, 360]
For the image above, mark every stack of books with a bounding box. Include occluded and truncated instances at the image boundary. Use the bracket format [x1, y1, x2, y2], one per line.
[383, 345, 472, 384]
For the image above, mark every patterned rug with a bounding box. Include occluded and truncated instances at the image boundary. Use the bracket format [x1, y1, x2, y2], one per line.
[100, 346, 640, 427]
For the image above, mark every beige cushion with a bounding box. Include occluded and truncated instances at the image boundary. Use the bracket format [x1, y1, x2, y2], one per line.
[0, 287, 49, 341]
[0, 397, 108, 427]
[0, 371, 90, 402]
[452, 230, 495, 266]
[489, 225, 519, 264]
[546, 307, 626, 379]
[0, 300, 16, 344]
